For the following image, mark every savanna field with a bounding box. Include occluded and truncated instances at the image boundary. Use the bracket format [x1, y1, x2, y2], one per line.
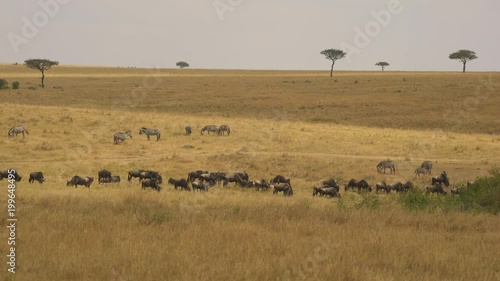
[0, 64, 499, 280]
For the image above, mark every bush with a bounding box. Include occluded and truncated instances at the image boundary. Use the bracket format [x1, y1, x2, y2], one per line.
[399, 169, 500, 214]
[12, 81, 20, 89]
[0, 79, 8, 89]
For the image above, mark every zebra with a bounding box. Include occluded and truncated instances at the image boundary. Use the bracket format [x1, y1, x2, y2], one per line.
[185, 125, 192, 135]
[201, 125, 220, 135]
[139, 127, 161, 141]
[113, 131, 132, 144]
[8, 126, 29, 138]
[377, 160, 396, 175]
[217, 125, 231, 136]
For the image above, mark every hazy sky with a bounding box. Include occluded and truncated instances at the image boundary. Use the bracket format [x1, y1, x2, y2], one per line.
[1, 0, 499, 71]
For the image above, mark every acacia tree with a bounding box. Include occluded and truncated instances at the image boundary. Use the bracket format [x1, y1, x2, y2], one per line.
[449, 50, 478, 73]
[320, 49, 347, 77]
[375, 62, 390, 71]
[24, 59, 59, 88]
[176, 61, 189, 69]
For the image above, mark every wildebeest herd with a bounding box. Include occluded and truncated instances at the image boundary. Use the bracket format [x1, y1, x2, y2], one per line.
[1, 159, 459, 199]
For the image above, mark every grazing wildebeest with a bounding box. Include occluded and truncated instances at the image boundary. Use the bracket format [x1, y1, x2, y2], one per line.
[270, 175, 291, 185]
[426, 184, 447, 195]
[272, 183, 293, 196]
[210, 172, 226, 185]
[313, 185, 341, 198]
[224, 172, 249, 185]
[345, 179, 372, 192]
[168, 178, 190, 191]
[377, 160, 396, 175]
[199, 173, 217, 185]
[0, 170, 22, 182]
[140, 170, 162, 184]
[142, 179, 161, 191]
[322, 179, 340, 192]
[128, 169, 145, 182]
[8, 126, 29, 138]
[421, 161, 433, 174]
[432, 171, 450, 187]
[114, 131, 132, 144]
[388, 181, 412, 193]
[192, 181, 208, 192]
[29, 172, 45, 184]
[98, 169, 112, 184]
[375, 182, 390, 193]
[254, 179, 270, 191]
[200, 125, 220, 135]
[139, 127, 161, 141]
[66, 176, 94, 188]
[185, 125, 192, 135]
[218, 125, 231, 136]
[188, 170, 209, 182]
[238, 178, 254, 188]
[99, 175, 121, 183]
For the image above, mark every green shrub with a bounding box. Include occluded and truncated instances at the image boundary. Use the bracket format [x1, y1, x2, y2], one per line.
[0, 79, 8, 89]
[12, 81, 20, 89]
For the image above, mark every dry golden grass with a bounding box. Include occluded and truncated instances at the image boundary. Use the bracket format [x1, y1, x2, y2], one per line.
[0, 65, 499, 280]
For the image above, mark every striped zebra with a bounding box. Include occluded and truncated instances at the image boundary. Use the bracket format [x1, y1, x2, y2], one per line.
[218, 124, 231, 136]
[8, 126, 29, 138]
[113, 131, 132, 144]
[139, 127, 161, 141]
[201, 125, 219, 135]
[377, 160, 396, 175]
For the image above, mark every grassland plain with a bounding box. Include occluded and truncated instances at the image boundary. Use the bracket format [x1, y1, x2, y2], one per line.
[0, 64, 499, 280]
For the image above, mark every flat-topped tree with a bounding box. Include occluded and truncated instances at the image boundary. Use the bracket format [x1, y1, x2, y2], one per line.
[320, 49, 347, 77]
[375, 62, 390, 71]
[176, 61, 189, 69]
[24, 59, 59, 88]
[449, 50, 477, 73]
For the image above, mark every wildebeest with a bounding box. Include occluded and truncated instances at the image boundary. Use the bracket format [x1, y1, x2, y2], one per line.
[188, 170, 209, 182]
[200, 125, 220, 135]
[0, 170, 22, 182]
[114, 131, 132, 144]
[377, 160, 396, 175]
[128, 169, 145, 182]
[99, 175, 121, 183]
[29, 172, 45, 184]
[210, 172, 226, 185]
[98, 169, 112, 184]
[432, 171, 450, 187]
[313, 185, 341, 198]
[322, 179, 340, 192]
[415, 167, 431, 176]
[8, 126, 29, 138]
[272, 183, 293, 196]
[388, 181, 413, 193]
[223, 172, 249, 185]
[140, 170, 162, 184]
[426, 184, 447, 195]
[139, 127, 161, 141]
[345, 179, 372, 192]
[192, 180, 208, 192]
[375, 182, 390, 193]
[185, 125, 192, 135]
[270, 175, 291, 185]
[142, 179, 161, 191]
[254, 179, 270, 191]
[168, 178, 190, 191]
[218, 125, 231, 136]
[420, 161, 433, 174]
[66, 176, 94, 188]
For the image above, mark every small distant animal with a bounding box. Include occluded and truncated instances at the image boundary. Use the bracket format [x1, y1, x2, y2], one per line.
[142, 179, 161, 191]
[415, 167, 431, 176]
[420, 161, 433, 174]
[345, 179, 372, 192]
[200, 125, 220, 135]
[192, 181, 208, 192]
[375, 182, 390, 193]
[270, 175, 291, 185]
[168, 178, 190, 191]
[377, 160, 396, 175]
[254, 179, 270, 191]
[312, 185, 340, 198]
[66, 176, 94, 188]
[185, 125, 192, 135]
[139, 127, 161, 141]
[187, 170, 209, 182]
[218, 125, 231, 136]
[98, 169, 112, 184]
[114, 131, 132, 144]
[128, 169, 145, 182]
[272, 183, 293, 196]
[8, 126, 29, 138]
[0, 170, 22, 182]
[29, 171, 45, 184]
[426, 184, 447, 195]
[99, 176, 121, 183]
[432, 171, 450, 187]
